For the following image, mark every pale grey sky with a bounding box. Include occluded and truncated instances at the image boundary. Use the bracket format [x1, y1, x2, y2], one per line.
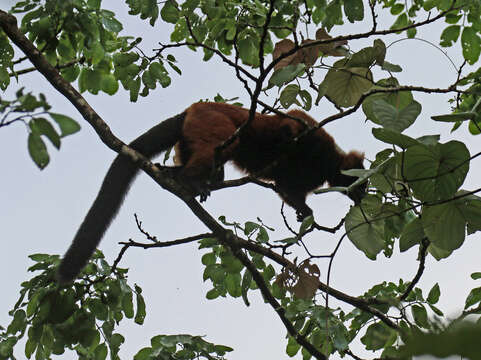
[1, 1, 481, 359]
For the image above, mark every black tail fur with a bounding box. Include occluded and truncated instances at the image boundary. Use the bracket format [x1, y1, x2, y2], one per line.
[56, 112, 186, 284]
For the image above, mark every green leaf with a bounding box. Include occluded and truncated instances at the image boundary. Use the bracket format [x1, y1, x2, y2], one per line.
[30, 118, 61, 149]
[347, 47, 376, 68]
[465, 287, 481, 309]
[411, 305, 429, 328]
[372, 127, 419, 148]
[206, 288, 220, 300]
[461, 27, 481, 65]
[201, 252, 216, 266]
[269, 64, 306, 87]
[344, 0, 364, 22]
[401, 321, 481, 359]
[225, 273, 241, 297]
[345, 205, 385, 259]
[28, 133, 49, 169]
[100, 74, 119, 95]
[371, 99, 421, 132]
[279, 84, 301, 108]
[422, 202, 466, 252]
[432, 111, 476, 122]
[101, 13, 123, 33]
[399, 218, 424, 252]
[241, 270, 252, 306]
[299, 90, 312, 111]
[405, 141, 469, 202]
[238, 36, 258, 67]
[161, 0, 180, 24]
[427, 283, 440, 304]
[122, 292, 134, 319]
[440, 25, 460, 47]
[94, 343, 108, 360]
[428, 242, 453, 260]
[323, 65, 373, 107]
[381, 61, 402, 72]
[141, 69, 156, 89]
[49, 113, 80, 137]
[7, 310, 26, 335]
[471, 272, 481, 280]
[361, 322, 394, 350]
[286, 336, 301, 357]
[129, 76, 141, 102]
[299, 215, 314, 235]
[468, 116, 481, 135]
[134, 285, 146, 325]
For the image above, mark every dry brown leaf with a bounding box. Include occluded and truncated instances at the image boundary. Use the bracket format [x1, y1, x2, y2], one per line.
[272, 39, 298, 71]
[272, 29, 348, 72]
[315, 28, 348, 57]
[274, 261, 321, 300]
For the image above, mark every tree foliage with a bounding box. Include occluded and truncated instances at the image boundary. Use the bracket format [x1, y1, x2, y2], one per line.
[1, 0, 481, 359]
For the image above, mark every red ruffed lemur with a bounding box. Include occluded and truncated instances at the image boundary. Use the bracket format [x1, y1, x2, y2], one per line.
[56, 102, 365, 283]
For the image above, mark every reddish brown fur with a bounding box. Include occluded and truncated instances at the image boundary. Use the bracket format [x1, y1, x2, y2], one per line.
[175, 102, 365, 219]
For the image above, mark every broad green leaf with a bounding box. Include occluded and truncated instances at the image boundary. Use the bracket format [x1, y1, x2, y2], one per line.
[440, 25, 460, 47]
[416, 135, 440, 146]
[461, 27, 481, 65]
[30, 118, 61, 149]
[269, 64, 305, 87]
[373, 39, 386, 65]
[141, 69, 156, 89]
[201, 252, 216, 266]
[361, 322, 394, 350]
[122, 292, 134, 319]
[381, 61, 402, 72]
[94, 343, 108, 360]
[459, 194, 481, 232]
[399, 218, 424, 252]
[401, 321, 481, 359]
[362, 79, 413, 123]
[286, 336, 301, 357]
[404, 141, 469, 201]
[428, 242, 453, 260]
[225, 273, 241, 297]
[345, 205, 385, 259]
[238, 36, 259, 67]
[466, 288, 481, 308]
[279, 84, 301, 108]
[101, 13, 123, 33]
[323, 65, 373, 107]
[100, 74, 119, 95]
[7, 310, 26, 335]
[412, 305, 429, 328]
[49, 113, 80, 137]
[372, 127, 419, 148]
[60, 64, 80, 82]
[28, 133, 49, 169]
[468, 117, 481, 135]
[344, 0, 364, 23]
[347, 47, 376, 68]
[371, 99, 421, 132]
[422, 202, 466, 252]
[299, 90, 312, 110]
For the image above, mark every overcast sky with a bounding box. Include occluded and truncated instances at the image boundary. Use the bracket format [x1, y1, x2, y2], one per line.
[1, 1, 481, 359]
